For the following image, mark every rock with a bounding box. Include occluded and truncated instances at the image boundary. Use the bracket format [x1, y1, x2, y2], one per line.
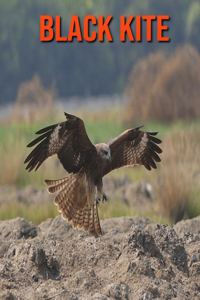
[0, 217, 39, 240]
[0, 216, 200, 299]
[173, 215, 200, 238]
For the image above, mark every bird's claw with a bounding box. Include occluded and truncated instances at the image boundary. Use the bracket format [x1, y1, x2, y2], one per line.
[96, 196, 100, 205]
[95, 193, 108, 205]
[102, 193, 108, 203]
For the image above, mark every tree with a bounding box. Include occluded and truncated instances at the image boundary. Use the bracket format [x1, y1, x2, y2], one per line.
[186, 1, 200, 51]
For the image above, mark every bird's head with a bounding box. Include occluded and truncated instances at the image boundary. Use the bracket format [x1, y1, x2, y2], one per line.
[96, 143, 111, 162]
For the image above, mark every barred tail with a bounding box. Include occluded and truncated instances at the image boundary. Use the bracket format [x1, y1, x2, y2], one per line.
[44, 175, 76, 194]
[44, 175, 102, 237]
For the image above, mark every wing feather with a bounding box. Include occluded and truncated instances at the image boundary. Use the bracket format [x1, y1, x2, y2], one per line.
[24, 140, 46, 163]
[148, 148, 161, 163]
[27, 131, 53, 147]
[103, 127, 162, 175]
[35, 124, 58, 135]
[149, 142, 162, 154]
[149, 135, 162, 144]
[24, 112, 96, 173]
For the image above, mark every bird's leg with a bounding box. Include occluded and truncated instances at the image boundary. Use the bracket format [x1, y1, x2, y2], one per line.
[95, 194, 100, 205]
[96, 181, 108, 204]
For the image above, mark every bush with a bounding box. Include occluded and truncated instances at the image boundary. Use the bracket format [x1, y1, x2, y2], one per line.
[10, 74, 56, 123]
[153, 127, 200, 223]
[125, 45, 200, 123]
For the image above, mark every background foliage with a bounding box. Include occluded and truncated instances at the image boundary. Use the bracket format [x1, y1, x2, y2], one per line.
[0, 0, 199, 103]
[125, 45, 200, 123]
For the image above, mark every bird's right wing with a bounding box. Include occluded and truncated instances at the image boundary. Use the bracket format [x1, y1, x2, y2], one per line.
[24, 112, 96, 173]
[103, 126, 162, 176]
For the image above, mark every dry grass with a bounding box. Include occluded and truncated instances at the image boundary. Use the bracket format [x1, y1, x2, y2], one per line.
[125, 45, 200, 124]
[153, 127, 200, 223]
[0, 136, 26, 185]
[10, 74, 56, 123]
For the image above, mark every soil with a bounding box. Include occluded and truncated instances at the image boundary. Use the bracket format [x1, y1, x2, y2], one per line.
[1, 214, 200, 300]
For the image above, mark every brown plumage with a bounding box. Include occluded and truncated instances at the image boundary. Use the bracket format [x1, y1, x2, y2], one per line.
[24, 112, 162, 237]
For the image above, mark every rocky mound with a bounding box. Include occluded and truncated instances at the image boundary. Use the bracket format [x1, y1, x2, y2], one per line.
[1, 216, 200, 300]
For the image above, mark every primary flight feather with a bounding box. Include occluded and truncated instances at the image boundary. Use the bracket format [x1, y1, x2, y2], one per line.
[25, 112, 162, 237]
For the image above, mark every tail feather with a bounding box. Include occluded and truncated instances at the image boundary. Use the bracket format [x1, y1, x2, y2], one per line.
[61, 198, 75, 221]
[44, 177, 68, 186]
[65, 205, 76, 222]
[89, 205, 95, 237]
[45, 174, 103, 237]
[83, 204, 90, 232]
[72, 208, 83, 228]
[94, 201, 102, 236]
[77, 208, 85, 229]
[54, 186, 72, 206]
[54, 178, 75, 206]
[45, 175, 76, 194]
[48, 180, 69, 194]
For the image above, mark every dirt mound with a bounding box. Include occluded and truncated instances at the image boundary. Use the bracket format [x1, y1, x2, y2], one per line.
[0, 216, 200, 300]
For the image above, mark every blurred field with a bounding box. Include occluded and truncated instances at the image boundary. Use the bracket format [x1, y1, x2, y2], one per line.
[0, 106, 200, 227]
[1, 45, 200, 226]
[125, 45, 200, 124]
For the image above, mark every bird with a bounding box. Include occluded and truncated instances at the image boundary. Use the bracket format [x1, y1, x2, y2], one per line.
[24, 112, 162, 237]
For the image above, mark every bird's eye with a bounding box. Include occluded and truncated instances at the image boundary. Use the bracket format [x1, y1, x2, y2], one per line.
[103, 150, 108, 155]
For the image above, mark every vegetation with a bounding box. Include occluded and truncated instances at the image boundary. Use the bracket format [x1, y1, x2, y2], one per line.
[0, 200, 58, 226]
[0, 107, 200, 226]
[125, 45, 200, 124]
[0, 0, 199, 103]
[154, 126, 200, 223]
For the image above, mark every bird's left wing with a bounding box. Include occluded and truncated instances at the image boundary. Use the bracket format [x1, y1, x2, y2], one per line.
[24, 112, 96, 173]
[103, 126, 162, 176]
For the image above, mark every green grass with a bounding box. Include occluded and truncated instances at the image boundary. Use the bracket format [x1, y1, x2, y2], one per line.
[84, 119, 125, 144]
[98, 198, 169, 225]
[0, 200, 59, 225]
[0, 197, 168, 226]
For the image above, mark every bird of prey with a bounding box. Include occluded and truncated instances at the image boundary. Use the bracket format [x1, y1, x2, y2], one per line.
[24, 112, 162, 237]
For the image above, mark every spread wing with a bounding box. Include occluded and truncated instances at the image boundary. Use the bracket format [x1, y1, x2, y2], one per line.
[103, 126, 162, 176]
[24, 112, 96, 173]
